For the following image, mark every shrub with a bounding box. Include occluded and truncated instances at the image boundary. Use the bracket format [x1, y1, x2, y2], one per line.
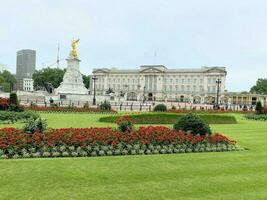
[116, 116, 134, 132]
[153, 104, 167, 112]
[171, 105, 176, 110]
[0, 111, 40, 124]
[8, 104, 24, 112]
[9, 93, 18, 105]
[23, 118, 47, 134]
[98, 100, 111, 111]
[8, 92, 24, 112]
[173, 113, 211, 135]
[255, 101, 263, 114]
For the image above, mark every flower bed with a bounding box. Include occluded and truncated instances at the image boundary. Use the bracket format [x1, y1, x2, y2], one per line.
[25, 106, 117, 113]
[0, 126, 241, 159]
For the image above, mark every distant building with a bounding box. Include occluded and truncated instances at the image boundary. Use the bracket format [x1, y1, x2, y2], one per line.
[16, 49, 36, 91]
[0, 64, 7, 73]
[92, 65, 227, 103]
[225, 92, 267, 106]
[22, 78, 34, 92]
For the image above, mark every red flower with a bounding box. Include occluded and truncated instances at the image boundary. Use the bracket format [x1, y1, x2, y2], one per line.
[0, 126, 236, 153]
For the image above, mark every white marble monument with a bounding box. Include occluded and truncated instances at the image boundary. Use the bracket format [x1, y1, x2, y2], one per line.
[55, 39, 88, 95]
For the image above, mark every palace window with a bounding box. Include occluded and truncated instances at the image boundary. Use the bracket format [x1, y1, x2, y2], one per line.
[187, 79, 191, 84]
[187, 86, 190, 91]
[208, 78, 211, 84]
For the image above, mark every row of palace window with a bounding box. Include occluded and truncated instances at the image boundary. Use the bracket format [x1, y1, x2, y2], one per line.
[95, 84, 218, 93]
[107, 74, 205, 79]
[101, 77, 221, 85]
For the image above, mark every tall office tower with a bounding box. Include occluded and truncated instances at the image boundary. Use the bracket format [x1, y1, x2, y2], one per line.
[16, 49, 36, 91]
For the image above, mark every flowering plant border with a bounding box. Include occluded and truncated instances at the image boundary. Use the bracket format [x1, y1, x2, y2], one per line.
[24, 106, 117, 113]
[0, 126, 241, 159]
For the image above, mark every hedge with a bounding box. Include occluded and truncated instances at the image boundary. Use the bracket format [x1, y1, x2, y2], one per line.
[245, 114, 267, 121]
[99, 113, 237, 124]
[0, 111, 40, 124]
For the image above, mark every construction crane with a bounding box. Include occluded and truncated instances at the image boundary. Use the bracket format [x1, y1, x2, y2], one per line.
[45, 43, 64, 68]
[39, 43, 65, 93]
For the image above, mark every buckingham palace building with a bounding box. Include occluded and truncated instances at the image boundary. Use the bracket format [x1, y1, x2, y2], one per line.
[92, 65, 227, 104]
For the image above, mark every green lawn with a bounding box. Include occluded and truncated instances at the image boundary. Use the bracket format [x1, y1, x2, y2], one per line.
[0, 113, 267, 199]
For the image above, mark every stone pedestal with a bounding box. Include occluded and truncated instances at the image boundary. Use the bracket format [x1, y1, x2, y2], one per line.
[55, 57, 88, 95]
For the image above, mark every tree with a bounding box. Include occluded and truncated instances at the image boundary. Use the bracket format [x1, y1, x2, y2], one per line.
[82, 74, 91, 89]
[33, 67, 90, 91]
[32, 68, 65, 90]
[8, 92, 24, 112]
[255, 101, 263, 114]
[250, 79, 267, 94]
[0, 70, 17, 92]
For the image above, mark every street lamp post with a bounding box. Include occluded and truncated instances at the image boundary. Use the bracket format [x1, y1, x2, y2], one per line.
[216, 78, 222, 108]
[123, 84, 129, 100]
[92, 76, 98, 105]
[137, 85, 141, 102]
[143, 86, 146, 103]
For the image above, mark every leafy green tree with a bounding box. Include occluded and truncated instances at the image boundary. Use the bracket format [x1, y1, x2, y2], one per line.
[33, 67, 90, 90]
[32, 68, 66, 90]
[250, 79, 267, 94]
[0, 70, 17, 92]
[82, 74, 91, 89]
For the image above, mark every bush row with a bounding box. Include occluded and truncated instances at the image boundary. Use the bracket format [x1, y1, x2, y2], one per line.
[99, 113, 237, 124]
[245, 114, 267, 121]
[0, 111, 40, 123]
[0, 126, 239, 159]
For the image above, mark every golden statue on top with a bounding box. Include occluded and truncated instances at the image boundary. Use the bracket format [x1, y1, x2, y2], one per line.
[70, 39, 80, 58]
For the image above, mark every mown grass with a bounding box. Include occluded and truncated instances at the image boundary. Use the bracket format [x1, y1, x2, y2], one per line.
[99, 113, 237, 124]
[0, 113, 267, 199]
[0, 112, 117, 129]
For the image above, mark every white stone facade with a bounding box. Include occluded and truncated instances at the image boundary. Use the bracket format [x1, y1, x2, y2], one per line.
[23, 78, 34, 92]
[92, 65, 227, 104]
[55, 57, 88, 95]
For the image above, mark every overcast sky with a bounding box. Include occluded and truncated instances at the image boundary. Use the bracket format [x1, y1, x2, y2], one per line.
[0, 0, 267, 91]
